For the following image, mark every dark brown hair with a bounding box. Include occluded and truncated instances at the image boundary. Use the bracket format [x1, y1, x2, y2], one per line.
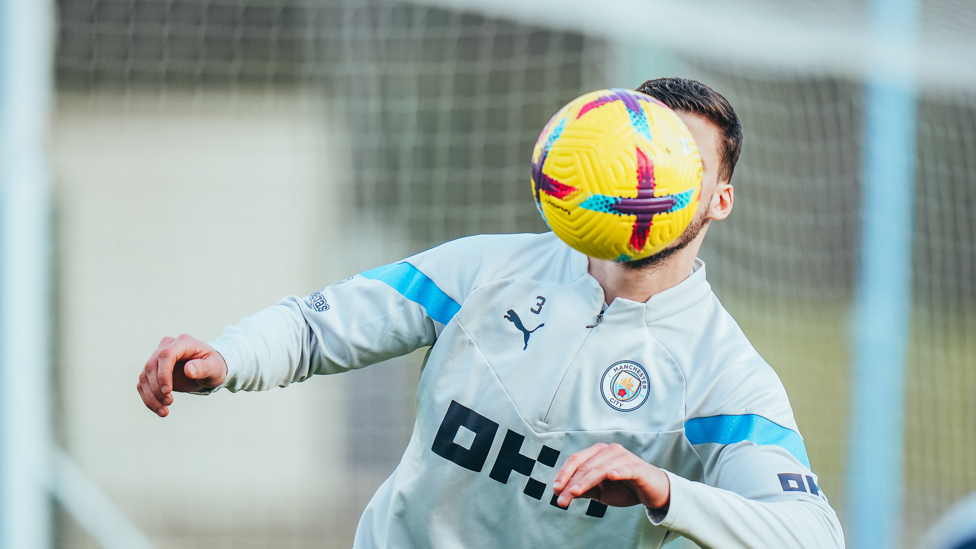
[636, 77, 743, 183]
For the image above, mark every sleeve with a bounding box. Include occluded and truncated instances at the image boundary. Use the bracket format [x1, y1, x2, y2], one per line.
[208, 242, 473, 393]
[648, 355, 845, 547]
[649, 442, 844, 548]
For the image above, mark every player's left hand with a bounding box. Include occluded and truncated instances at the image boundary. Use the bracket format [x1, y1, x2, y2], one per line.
[552, 443, 670, 511]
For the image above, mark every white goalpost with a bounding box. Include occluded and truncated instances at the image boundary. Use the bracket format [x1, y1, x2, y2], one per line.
[0, 0, 55, 547]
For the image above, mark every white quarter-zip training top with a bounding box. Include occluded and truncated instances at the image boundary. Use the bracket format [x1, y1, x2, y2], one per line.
[209, 232, 844, 548]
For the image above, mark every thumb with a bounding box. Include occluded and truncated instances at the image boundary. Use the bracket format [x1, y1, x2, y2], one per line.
[184, 358, 217, 382]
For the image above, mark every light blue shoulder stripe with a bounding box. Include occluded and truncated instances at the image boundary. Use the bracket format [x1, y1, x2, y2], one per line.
[360, 262, 461, 325]
[684, 414, 810, 469]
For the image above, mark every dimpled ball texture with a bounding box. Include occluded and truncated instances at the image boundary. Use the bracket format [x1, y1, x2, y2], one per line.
[530, 88, 704, 262]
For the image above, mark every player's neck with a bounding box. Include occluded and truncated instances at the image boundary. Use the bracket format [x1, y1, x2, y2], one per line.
[587, 234, 705, 305]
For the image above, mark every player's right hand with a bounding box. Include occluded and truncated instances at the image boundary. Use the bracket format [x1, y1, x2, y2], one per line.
[137, 334, 228, 418]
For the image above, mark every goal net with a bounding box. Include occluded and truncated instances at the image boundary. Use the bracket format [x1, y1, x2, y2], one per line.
[52, 0, 976, 547]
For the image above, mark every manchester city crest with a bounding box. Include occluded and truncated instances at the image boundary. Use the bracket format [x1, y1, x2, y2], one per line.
[600, 360, 649, 412]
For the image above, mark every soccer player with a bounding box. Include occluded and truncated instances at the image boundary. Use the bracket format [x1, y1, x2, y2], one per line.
[921, 492, 976, 549]
[137, 77, 845, 548]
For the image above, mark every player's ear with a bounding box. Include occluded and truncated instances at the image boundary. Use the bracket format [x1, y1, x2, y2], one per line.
[707, 181, 733, 221]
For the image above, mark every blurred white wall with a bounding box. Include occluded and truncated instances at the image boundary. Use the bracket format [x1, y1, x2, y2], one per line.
[51, 91, 416, 548]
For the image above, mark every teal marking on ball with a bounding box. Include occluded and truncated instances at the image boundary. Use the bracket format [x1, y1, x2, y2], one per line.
[580, 194, 620, 214]
[671, 187, 695, 211]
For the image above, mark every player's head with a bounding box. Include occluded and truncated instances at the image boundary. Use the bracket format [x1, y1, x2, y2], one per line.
[638, 77, 743, 184]
[621, 77, 742, 270]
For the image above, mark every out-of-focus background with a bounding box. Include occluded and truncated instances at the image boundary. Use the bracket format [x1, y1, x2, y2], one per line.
[0, 0, 974, 548]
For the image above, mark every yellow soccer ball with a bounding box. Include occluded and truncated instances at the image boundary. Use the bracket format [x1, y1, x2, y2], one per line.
[530, 89, 703, 261]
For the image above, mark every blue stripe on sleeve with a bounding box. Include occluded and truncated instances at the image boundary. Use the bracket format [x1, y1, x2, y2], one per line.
[360, 262, 461, 325]
[684, 414, 811, 469]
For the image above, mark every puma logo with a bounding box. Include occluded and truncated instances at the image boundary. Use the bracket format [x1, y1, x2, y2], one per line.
[504, 309, 544, 350]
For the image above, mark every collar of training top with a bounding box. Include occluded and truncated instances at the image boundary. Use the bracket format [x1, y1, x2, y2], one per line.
[571, 248, 712, 323]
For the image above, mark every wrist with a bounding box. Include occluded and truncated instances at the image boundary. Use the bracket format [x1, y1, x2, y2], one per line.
[646, 467, 671, 509]
[207, 340, 235, 390]
[211, 348, 229, 385]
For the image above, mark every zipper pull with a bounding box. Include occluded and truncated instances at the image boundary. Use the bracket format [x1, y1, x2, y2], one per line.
[586, 311, 604, 329]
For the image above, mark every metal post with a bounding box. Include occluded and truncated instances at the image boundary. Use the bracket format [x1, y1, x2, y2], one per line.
[847, 0, 919, 547]
[0, 0, 55, 547]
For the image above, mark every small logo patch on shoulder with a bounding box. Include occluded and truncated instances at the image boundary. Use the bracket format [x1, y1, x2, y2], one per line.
[600, 361, 649, 412]
[305, 290, 330, 312]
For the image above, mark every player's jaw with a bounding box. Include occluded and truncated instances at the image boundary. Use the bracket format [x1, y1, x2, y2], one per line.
[618, 206, 709, 271]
